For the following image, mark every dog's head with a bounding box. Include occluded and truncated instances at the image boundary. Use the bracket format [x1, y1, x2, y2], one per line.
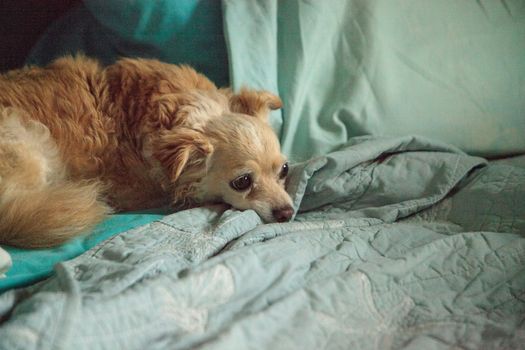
[150, 88, 294, 223]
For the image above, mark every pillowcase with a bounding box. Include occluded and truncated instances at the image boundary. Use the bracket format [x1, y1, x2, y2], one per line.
[27, 0, 229, 86]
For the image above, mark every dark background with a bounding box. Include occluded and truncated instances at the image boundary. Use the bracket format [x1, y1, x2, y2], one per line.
[0, 0, 79, 72]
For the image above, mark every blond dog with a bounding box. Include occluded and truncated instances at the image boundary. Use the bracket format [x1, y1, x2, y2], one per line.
[0, 56, 293, 248]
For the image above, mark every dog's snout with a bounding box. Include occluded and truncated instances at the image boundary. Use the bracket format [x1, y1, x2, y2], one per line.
[272, 205, 294, 223]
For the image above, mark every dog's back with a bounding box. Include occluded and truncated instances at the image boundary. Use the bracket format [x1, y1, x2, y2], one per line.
[0, 56, 116, 179]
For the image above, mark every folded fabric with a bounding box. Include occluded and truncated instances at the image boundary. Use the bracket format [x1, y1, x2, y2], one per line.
[0, 248, 11, 279]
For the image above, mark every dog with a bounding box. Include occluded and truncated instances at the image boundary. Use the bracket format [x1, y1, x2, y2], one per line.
[0, 56, 293, 248]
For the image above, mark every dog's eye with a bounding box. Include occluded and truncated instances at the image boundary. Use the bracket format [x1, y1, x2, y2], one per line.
[279, 162, 289, 179]
[230, 174, 252, 191]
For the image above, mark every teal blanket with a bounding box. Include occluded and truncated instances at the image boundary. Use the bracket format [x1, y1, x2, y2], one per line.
[1, 136, 524, 349]
[0, 213, 163, 292]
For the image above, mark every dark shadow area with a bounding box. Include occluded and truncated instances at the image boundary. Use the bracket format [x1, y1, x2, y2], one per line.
[0, 0, 80, 71]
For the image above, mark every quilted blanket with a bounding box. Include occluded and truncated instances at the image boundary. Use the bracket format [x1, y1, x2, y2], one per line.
[1, 136, 524, 350]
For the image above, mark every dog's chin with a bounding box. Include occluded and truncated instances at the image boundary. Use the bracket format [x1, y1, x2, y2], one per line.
[215, 197, 293, 223]
[227, 203, 274, 223]
[254, 206, 287, 224]
[258, 212, 277, 224]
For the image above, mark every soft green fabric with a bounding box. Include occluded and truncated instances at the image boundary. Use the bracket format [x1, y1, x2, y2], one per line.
[0, 249, 9, 279]
[0, 212, 163, 292]
[1, 136, 523, 349]
[223, 0, 525, 159]
[27, 0, 229, 86]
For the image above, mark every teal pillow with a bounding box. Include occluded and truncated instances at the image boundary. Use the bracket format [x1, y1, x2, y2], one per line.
[27, 0, 229, 86]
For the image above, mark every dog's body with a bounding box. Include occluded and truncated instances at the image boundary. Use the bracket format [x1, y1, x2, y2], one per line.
[0, 56, 293, 248]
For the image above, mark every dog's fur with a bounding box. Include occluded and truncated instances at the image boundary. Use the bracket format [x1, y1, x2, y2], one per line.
[0, 56, 293, 248]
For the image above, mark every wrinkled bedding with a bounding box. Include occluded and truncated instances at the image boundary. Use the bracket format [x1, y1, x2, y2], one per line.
[1, 136, 523, 350]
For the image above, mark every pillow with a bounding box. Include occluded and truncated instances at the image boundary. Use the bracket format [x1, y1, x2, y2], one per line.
[27, 0, 229, 86]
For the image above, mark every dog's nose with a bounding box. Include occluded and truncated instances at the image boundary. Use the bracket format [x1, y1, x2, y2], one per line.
[272, 206, 294, 223]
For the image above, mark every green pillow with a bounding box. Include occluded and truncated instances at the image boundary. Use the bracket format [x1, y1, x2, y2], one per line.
[28, 0, 229, 86]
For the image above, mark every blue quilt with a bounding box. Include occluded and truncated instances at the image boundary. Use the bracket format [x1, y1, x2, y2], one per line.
[1, 136, 523, 349]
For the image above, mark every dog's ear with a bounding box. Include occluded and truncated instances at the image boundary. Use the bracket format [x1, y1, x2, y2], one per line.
[228, 88, 282, 121]
[152, 92, 195, 130]
[154, 127, 213, 183]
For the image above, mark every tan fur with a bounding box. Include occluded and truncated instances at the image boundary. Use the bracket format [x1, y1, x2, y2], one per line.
[0, 56, 292, 248]
[0, 108, 110, 248]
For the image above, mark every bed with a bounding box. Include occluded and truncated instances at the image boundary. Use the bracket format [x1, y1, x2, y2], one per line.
[1, 1, 524, 349]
